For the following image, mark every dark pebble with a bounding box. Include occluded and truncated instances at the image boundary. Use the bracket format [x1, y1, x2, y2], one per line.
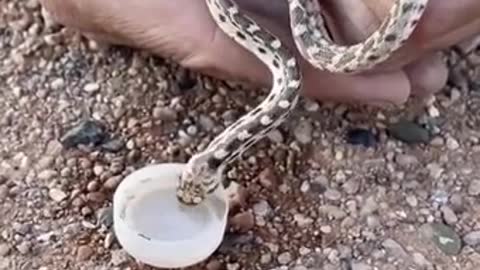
[176, 69, 197, 91]
[61, 120, 109, 148]
[97, 206, 113, 228]
[387, 119, 430, 144]
[345, 128, 377, 147]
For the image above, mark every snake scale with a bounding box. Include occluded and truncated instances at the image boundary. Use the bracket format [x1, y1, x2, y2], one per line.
[176, 0, 429, 205]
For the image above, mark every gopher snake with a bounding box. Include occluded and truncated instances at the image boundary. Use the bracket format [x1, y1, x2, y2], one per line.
[176, 0, 428, 204]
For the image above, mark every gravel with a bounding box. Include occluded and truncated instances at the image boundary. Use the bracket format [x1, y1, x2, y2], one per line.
[1, 2, 480, 270]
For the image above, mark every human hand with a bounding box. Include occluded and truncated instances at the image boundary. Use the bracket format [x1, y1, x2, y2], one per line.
[39, 0, 480, 106]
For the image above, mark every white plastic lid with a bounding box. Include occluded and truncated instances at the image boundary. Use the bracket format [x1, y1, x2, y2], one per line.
[113, 163, 228, 268]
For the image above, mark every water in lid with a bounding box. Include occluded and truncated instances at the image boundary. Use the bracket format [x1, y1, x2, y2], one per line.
[126, 188, 216, 241]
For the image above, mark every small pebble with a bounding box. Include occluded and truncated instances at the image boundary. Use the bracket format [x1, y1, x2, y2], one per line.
[110, 250, 129, 266]
[104, 176, 123, 189]
[277, 252, 292, 265]
[324, 189, 341, 201]
[16, 241, 31, 255]
[48, 188, 67, 202]
[206, 260, 223, 270]
[293, 120, 313, 144]
[253, 200, 271, 217]
[351, 262, 372, 270]
[229, 212, 254, 231]
[468, 179, 480, 196]
[463, 231, 480, 247]
[258, 168, 277, 189]
[76, 245, 94, 260]
[0, 244, 10, 257]
[83, 83, 100, 93]
[342, 179, 360, 194]
[441, 205, 458, 225]
[446, 137, 460, 150]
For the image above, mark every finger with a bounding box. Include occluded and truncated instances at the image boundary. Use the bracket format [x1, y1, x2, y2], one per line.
[403, 52, 448, 97]
[196, 0, 413, 106]
[364, 0, 480, 69]
[301, 62, 411, 106]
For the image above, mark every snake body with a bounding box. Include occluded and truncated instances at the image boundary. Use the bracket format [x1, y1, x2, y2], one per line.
[176, 0, 428, 205]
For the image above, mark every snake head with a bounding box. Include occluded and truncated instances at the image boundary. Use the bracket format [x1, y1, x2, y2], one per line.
[176, 177, 206, 206]
[176, 158, 218, 206]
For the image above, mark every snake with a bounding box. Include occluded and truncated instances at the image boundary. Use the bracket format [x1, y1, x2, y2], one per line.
[176, 0, 429, 205]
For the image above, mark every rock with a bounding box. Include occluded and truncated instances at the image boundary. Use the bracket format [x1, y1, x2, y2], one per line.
[76, 245, 94, 261]
[100, 138, 125, 152]
[83, 82, 100, 93]
[406, 195, 418, 207]
[97, 206, 113, 228]
[382, 239, 408, 260]
[15, 241, 31, 255]
[110, 250, 129, 266]
[395, 154, 418, 167]
[293, 120, 313, 144]
[260, 253, 272, 264]
[50, 78, 65, 90]
[320, 225, 332, 234]
[423, 223, 462, 255]
[86, 192, 105, 202]
[225, 181, 247, 209]
[253, 200, 272, 217]
[441, 206, 458, 225]
[267, 129, 284, 143]
[152, 107, 177, 121]
[351, 262, 372, 270]
[446, 137, 460, 150]
[226, 263, 240, 270]
[198, 115, 215, 131]
[277, 252, 292, 265]
[61, 120, 109, 148]
[206, 259, 223, 270]
[318, 205, 346, 219]
[412, 252, 432, 267]
[229, 212, 254, 231]
[360, 196, 378, 216]
[0, 186, 8, 201]
[324, 189, 342, 201]
[257, 168, 277, 189]
[176, 69, 197, 90]
[103, 176, 123, 189]
[48, 188, 67, 202]
[427, 163, 443, 179]
[0, 244, 10, 257]
[468, 179, 480, 196]
[387, 120, 430, 144]
[37, 169, 57, 181]
[463, 231, 480, 247]
[342, 179, 360, 195]
[294, 214, 313, 227]
[345, 128, 377, 147]
[300, 181, 310, 193]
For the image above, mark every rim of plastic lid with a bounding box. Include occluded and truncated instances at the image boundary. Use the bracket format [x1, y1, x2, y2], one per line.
[112, 163, 229, 268]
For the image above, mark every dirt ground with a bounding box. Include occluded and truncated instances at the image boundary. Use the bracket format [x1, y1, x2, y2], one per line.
[1, 1, 480, 270]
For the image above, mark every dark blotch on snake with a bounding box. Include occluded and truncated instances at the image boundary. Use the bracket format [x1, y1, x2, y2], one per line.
[218, 14, 226, 23]
[207, 157, 223, 170]
[272, 60, 280, 69]
[384, 34, 397, 42]
[236, 31, 247, 40]
[367, 55, 380, 61]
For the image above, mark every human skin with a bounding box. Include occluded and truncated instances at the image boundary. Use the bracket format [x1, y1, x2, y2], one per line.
[39, 0, 480, 106]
